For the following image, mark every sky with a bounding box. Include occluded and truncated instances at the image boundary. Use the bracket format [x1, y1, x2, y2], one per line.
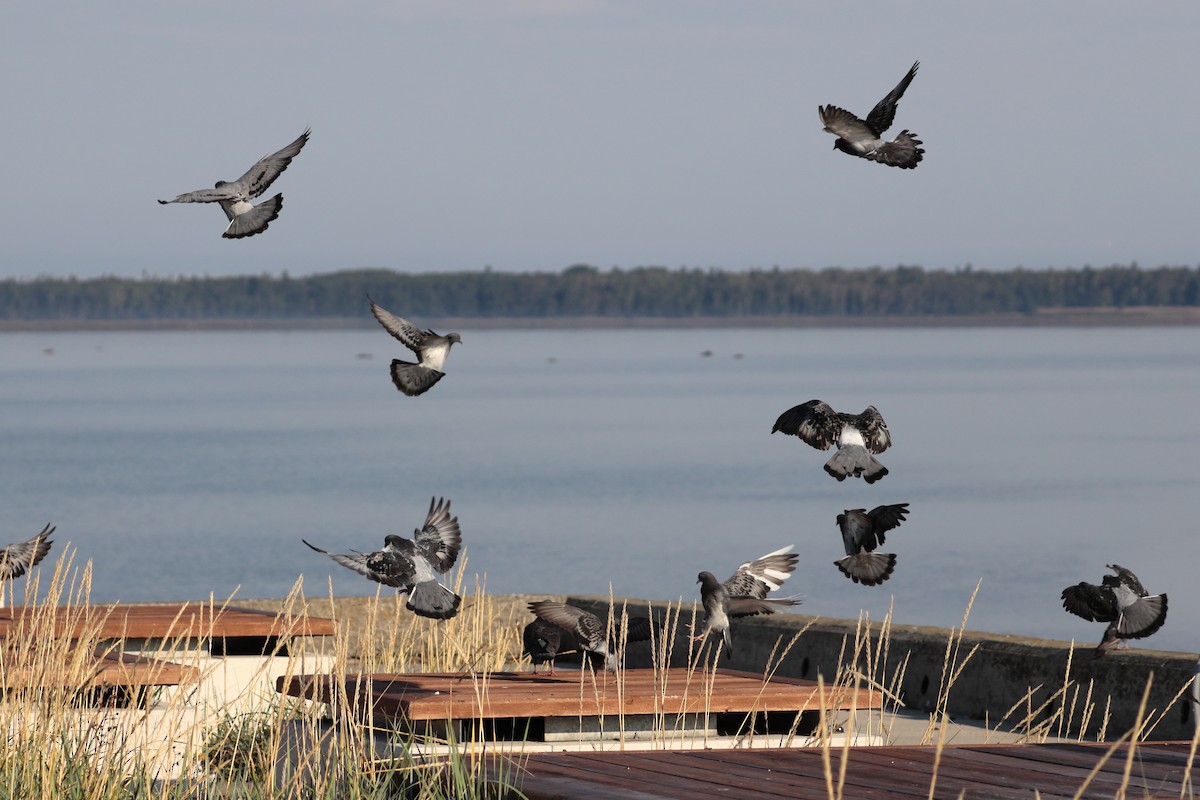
[3, 1, 1199, 280]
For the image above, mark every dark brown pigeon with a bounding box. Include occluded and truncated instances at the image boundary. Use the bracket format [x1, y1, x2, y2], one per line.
[369, 298, 462, 397]
[527, 601, 658, 672]
[0, 524, 54, 607]
[1061, 564, 1167, 656]
[692, 547, 801, 654]
[819, 62, 924, 169]
[304, 497, 462, 619]
[835, 503, 909, 586]
[772, 400, 892, 483]
[158, 129, 310, 238]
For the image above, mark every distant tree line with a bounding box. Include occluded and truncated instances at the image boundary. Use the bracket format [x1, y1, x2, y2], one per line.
[1, 264, 1198, 321]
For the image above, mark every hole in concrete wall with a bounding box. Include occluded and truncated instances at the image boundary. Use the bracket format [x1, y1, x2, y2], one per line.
[920, 675, 930, 695]
[1182, 700, 1192, 726]
[800, 657, 810, 678]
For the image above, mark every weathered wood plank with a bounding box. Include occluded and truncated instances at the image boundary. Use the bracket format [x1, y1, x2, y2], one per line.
[1, 647, 199, 689]
[0, 603, 336, 641]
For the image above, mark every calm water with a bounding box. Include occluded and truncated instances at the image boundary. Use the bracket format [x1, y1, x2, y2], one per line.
[0, 326, 1196, 653]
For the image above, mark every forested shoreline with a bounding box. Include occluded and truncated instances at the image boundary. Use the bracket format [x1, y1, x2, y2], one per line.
[2, 264, 1198, 324]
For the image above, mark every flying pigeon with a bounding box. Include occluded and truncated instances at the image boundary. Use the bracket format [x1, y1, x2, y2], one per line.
[527, 601, 659, 673]
[835, 503, 909, 586]
[303, 496, 463, 619]
[692, 546, 801, 654]
[772, 400, 892, 483]
[369, 298, 462, 397]
[1061, 564, 1168, 656]
[819, 61, 924, 169]
[0, 524, 54, 608]
[158, 128, 310, 238]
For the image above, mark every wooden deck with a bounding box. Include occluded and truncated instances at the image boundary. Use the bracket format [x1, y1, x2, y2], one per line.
[0, 603, 336, 647]
[1, 646, 199, 690]
[496, 741, 1199, 799]
[279, 668, 881, 746]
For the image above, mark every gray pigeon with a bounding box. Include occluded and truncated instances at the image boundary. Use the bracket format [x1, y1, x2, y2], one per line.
[303, 496, 463, 619]
[1061, 564, 1168, 656]
[835, 503, 909, 586]
[772, 400, 892, 483]
[369, 299, 462, 397]
[527, 601, 658, 673]
[692, 546, 801, 654]
[158, 129, 310, 238]
[819, 61, 924, 169]
[0, 524, 54, 607]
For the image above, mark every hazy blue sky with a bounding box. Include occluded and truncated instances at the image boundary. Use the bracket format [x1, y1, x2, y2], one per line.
[4, 2, 1198, 279]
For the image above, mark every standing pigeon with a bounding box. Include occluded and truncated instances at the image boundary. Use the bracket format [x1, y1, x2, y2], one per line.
[772, 400, 892, 483]
[303, 497, 462, 619]
[158, 129, 310, 238]
[1061, 564, 1168, 656]
[0, 524, 54, 608]
[369, 298, 462, 397]
[692, 546, 801, 654]
[819, 61, 924, 169]
[835, 503, 909, 586]
[523, 617, 571, 675]
[527, 601, 658, 673]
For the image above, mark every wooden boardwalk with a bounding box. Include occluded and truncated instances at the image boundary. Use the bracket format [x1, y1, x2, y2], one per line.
[279, 668, 879, 723]
[496, 741, 1198, 799]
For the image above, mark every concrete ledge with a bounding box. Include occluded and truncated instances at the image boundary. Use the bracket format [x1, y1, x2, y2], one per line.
[565, 595, 1199, 741]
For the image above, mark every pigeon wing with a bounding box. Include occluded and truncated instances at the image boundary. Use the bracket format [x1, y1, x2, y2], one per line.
[302, 539, 407, 589]
[620, 616, 658, 644]
[1107, 564, 1148, 596]
[723, 546, 798, 598]
[369, 299, 430, 355]
[855, 406, 893, 453]
[412, 496, 462, 573]
[0, 524, 55, 580]
[228, 128, 310, 199]
[158, 187, 241, 205]
[725, 596, 800, 619]
[837, 510, 872, 554]
[771, 400, 840, 450]
[864, 61, 919, 136]
[865, 503, 909, 546]
[529, 601, 607, 652]
[818, 106, 878, 145]
[1061, 582, 1118, 623]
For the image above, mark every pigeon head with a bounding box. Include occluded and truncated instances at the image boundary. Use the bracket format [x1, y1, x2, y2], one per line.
[447, 333, 463, 346]
[696, 571, 722, 590]
[214, 180, 228, 189]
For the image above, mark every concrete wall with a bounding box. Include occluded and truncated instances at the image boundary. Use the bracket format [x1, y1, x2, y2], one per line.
[565, 595, 1199, 741]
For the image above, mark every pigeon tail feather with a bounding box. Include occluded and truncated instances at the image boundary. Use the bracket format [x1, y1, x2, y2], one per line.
[222, 194, 283, 239]
[389, 360, 446, 396]
[835, 552, 897, 586]
[406, 580, 461, 620]
[1115, 594, 1167, 639]
[824, 444, 888, 483]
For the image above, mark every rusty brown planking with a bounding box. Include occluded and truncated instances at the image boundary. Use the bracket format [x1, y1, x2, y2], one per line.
[277, 668, 881, 723]
[496, 742, 1199, 800]
[0, 603, 336, 641]
[1, 647, 199, 689]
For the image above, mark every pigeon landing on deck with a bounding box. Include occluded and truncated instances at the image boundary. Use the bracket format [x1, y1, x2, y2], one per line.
[0, 524, 54, 608]
[1061, 564, 1167, 657]
[526, 601, 659, 673]
[158, 129, 310, 238]
[772, 400, 892, 483]
[303, 497, 463, 619]
[692, 546, 801, 655]
[369, 299, 462, 397]
[835, 503, 909, 586]
[819, 61, 924, 169]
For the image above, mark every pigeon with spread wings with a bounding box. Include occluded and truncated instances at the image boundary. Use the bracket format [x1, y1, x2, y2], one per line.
[692, 546, 801, 654]
[158, 129, 310, 238]
[1061, 564, 1167, 656]
[772, 400, 892, 483]
[819, 61, 924, 169]
[303, 497, 462, 619]
[369, 299, 462, 397]
[0, 524, 55, 608]
[527, 601, 659, 673]
[835, 503, 909, 586]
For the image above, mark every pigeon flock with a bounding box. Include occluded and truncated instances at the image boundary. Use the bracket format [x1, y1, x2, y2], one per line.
[8, 62, 1167, 672]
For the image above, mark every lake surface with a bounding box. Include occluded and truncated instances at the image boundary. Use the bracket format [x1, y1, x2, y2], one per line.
[0, 325, 1196, 653]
